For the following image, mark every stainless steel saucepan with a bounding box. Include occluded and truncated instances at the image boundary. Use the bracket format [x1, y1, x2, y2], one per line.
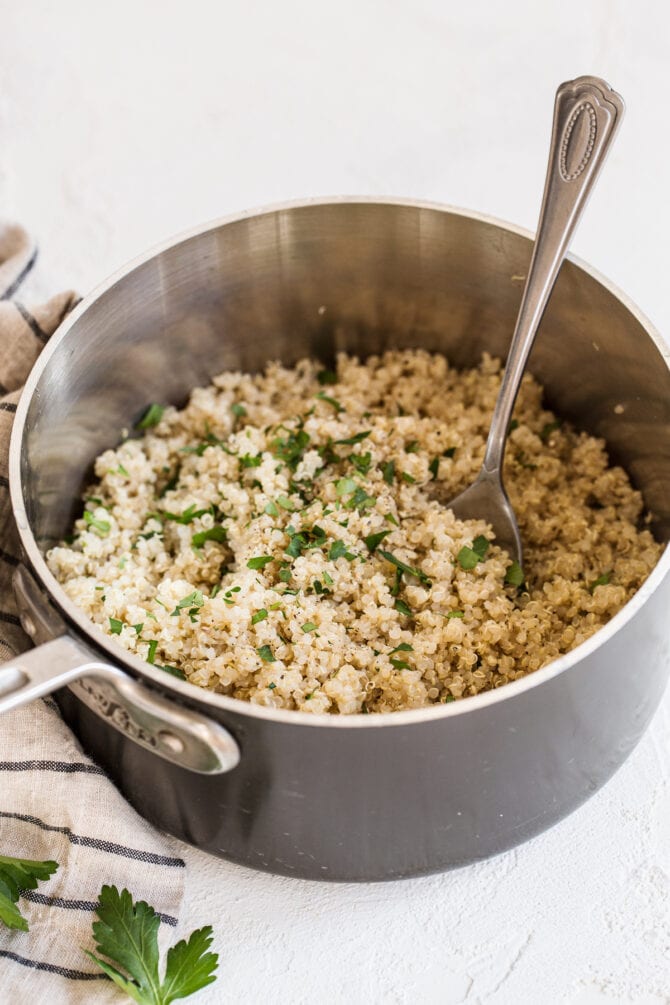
[1, 199, 669, 881]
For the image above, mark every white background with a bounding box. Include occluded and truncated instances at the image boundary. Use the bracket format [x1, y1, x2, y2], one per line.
[2, 1, 670, 1002]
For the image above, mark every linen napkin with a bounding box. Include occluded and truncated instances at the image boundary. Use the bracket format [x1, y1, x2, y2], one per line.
[0, 225, 186, 1003]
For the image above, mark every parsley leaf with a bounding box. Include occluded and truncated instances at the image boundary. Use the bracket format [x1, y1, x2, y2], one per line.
[378, 550, 432, 586]
[472, 535, 490, 559]
[85, 884, 218, 1003]
[0, 854, 59, 931]
[317, 368, 337, 385]
[335, 431, 371, 446]
[257, 645, 276, 663]
[315, 391, 343, 413]
[247, 555, 274, 570]
[231, 403, 247, 418]
[301, 622, 318, 633]
[329, 540, 356, 561]
[389, 643, 413, 654]
[136, 403, 165, 430]
[191, 526, 227, 549]
[251, 609, 268, 625]
[170, 590, 204, 618]
[109, 618, 123, 636]
[457, 546, 481, 570]
[394, 599, 413, 617]
[540, 420, 561, 442]
[84, 510, 111, 537]
[381, 460, 395, 484]
[364, 530, 390, 553]
[589, 571, 611, 593]
[504, 561, 526, 587]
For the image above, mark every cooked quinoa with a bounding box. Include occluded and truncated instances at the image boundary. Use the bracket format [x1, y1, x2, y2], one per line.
[47, 350, 662, 714]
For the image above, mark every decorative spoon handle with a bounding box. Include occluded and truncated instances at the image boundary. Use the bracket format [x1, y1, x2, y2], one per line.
[481, 75, 625, 475]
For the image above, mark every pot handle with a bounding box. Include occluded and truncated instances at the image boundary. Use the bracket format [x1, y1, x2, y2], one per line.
[0, 634, 240, 775]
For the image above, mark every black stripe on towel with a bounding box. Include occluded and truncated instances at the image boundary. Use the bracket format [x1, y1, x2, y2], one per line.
[13, 302, 49, 343]
[0, 475, 9, 489]
[19, 889, 178, 926]
[0, 949, 107, 981]
[0, 811, 186, 867]
[0, 402, 17, 413]
[0, 547, 19, 567]
[0, 611, 21, 626]
[0, 760, 105, 775]
[0, 247, 38, 300]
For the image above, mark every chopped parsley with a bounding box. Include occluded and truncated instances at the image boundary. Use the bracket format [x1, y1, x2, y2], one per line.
[505, 561, 526, 587]
[239, 453, 262, 469]
[268, 682, 277, 690]
[136, 403, 165, 429]
[540, 420, 561, 442]
[364, 530, 390, 553]
[378, 550, 431, 586]
[329, 540, 356, 561]
[404, 440, 419, 454]
[301, 622, 318, 633]
[345, 487, 376, 512]
[159, 664, 187, 680]
[472, 535, 490, 559]
[323, 571, 334, 586]
[146, 640, 158, 664]
[443, 446, 456, 458]
[257, 644, 276, 663]
[390, 658, 411, 670]
[159, 503, 214, 525]
[251, 609, 268, 625]
[231, 403, 247, 417]
[192, 525, 227, 548]
[381, 460, 395, 485]
[335, 431, 371, 446]
[589, 572, 611, 592]
[276, 495, 296, 511]
[384, 512, 399, 527]
[457, 540, 489, 570]
[401, 472, 416, 484]
[83, 510, 111, 536]
[264, 501, 279, 517]
[109, 618, 123, 635]
[315, 391, 343, 413]
[389, 643, 413, 654]
[271, 426, 310, 470]
[394, 598, 412, 617]
[336, 477, 357, 498]
[317, 368, 337, 385]
[350, 451, 372, 475]
[445, 610, 465, 619]
[170, 590, 205, 620]
[428, 457, 440, 479]
[247, 555, 274, 570]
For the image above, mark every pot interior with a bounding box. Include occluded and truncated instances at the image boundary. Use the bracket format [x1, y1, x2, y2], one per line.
[18, 201, 670, 546]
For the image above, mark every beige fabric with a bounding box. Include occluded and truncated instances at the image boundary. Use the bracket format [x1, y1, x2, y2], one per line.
[0, 226, 185, 1002]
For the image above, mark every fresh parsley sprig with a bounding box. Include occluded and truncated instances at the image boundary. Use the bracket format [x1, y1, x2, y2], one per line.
[86, 885, 218, 1004]
[0, 853, 59, 931]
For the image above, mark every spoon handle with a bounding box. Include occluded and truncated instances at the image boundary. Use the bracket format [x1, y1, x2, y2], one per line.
[482, 75, 625, 474]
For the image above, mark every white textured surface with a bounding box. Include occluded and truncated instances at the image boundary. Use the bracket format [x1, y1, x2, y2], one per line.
[2, 1, 670, 1001]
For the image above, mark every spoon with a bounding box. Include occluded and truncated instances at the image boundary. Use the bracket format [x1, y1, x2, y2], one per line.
[445, 76, 624, 566]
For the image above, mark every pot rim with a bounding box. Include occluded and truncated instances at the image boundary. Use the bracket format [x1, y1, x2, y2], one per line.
[10, 195, 670, 729]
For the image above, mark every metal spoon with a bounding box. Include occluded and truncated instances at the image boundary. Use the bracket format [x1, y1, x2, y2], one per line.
[446, 76, 624, 566]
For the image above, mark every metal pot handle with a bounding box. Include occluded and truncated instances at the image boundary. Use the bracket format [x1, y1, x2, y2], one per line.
[0, 571, 240, 776]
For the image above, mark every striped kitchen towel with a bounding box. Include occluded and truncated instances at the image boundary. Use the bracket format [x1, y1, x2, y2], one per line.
[0, 224, 186, 1003]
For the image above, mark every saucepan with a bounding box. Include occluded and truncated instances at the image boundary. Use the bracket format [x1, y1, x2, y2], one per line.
[1, 199, 669, 881]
